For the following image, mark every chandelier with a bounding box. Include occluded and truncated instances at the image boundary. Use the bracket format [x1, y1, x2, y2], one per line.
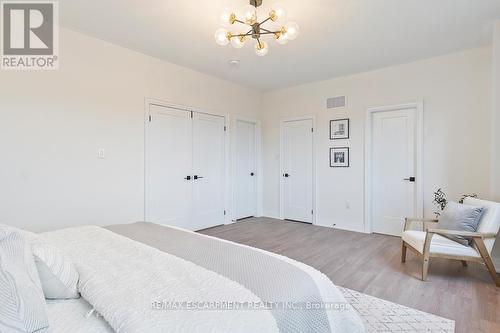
[214, 0, 299, 56]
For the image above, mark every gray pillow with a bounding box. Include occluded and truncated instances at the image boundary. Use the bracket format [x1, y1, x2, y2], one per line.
[0, 226, 49, 333]
[437, 201, 484, 245]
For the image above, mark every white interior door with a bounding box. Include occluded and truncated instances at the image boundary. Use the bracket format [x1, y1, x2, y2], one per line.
[282, 119, 314, 223]
[146, 105, 192, 228]
[191, 112, 226, 230]
[234, 120, 257, 220]
[372, 108, 416, 236]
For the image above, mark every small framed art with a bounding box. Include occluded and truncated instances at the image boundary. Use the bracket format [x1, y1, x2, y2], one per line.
[330, 119, 349, 140]
[330, 147, 350, 167]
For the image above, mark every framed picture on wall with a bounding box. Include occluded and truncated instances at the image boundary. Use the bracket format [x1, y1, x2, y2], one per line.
[330, 119, 349, 140]
[330, 147, 350, 167]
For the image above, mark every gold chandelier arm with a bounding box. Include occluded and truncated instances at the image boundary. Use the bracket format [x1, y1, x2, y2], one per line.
[231, 29, 253, 38]
[259, 16, 272, 26]
[260, 27, 279, 34]
[234, 19, 251, 26]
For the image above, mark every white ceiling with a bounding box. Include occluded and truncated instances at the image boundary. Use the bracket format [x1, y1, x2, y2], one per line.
[60, 0, 500, 91]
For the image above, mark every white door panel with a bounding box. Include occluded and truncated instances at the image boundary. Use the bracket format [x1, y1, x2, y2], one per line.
[235, 120, 257, 220]
[146, 104, 226, 231]
[283, 119, 314, 223]
[192, 112, 226, 230]
[372, 109, 416, 236]
[146, 105, 192, 228]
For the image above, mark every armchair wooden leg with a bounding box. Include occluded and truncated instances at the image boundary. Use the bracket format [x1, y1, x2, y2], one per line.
[422, 232, 433, 281]
[461, 260, 468, 267]
[422, 257, 430, 281]
[402, 242, 407, 263]
[474, 237, 500, 288]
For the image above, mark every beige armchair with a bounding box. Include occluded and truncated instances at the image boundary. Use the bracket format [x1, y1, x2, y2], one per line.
[401, 198, 500, 287]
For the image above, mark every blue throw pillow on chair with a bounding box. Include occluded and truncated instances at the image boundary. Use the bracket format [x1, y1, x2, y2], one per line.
[437, 201, 484, 245]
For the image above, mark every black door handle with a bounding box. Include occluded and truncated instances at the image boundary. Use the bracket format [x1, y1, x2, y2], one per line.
[184, 176, 191, 181]
[194, 175, 204, 180]
[284, 173, 289, 178]
[250, 172, 255, 176]
[403, 177, 416, 182]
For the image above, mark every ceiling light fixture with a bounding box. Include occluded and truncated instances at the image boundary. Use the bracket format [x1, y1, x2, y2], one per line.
[215, 0, 299, 57]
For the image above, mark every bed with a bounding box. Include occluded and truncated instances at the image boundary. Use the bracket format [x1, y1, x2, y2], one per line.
[40, 222, 365, 333]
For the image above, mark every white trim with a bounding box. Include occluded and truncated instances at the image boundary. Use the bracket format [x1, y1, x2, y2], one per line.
[231, 115, 263, 221]
[143, 98, 230, 225]
[146, 98, 227, 118]
[279, 115, 317, 224]
[364, 102, 424, 233]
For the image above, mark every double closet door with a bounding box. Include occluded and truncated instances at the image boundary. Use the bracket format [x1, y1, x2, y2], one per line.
[146, 104, 226, 231]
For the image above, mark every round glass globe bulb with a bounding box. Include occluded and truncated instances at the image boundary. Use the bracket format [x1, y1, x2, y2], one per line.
[241, 5, 257, 25]
[220, 8, 236, 26]
[231, 36, 246, 49]
[255, 41, 269, 56]
[214, 28, 230, 46]
[284, 22, 299, 40]
[270, 3, 287, 22]
[275, 32, 288, 45]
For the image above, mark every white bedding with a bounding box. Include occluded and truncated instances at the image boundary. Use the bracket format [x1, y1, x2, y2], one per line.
[46, 298, 113, 333]
[43, 226, 278, 333]
[41, 224, 365, 333]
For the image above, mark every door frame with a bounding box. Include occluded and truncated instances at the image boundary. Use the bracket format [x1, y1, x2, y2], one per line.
[231, 115, 263, 221]
[279, 115, 317, 224]
[144, 98, 230, 225]
[364, 102, 424, 233]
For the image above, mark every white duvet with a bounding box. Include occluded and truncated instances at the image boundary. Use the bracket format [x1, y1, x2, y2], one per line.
[42, 226, 279, 333]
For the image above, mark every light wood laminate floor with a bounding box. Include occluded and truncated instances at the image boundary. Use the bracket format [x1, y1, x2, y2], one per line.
[200, 218, 500, 333]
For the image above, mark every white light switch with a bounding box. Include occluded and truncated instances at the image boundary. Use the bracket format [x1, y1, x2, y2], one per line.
[98, 149, 105, 159]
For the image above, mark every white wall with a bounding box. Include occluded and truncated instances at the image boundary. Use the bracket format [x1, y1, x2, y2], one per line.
[261, 47, 492, 233]
[492, 21, 500, 202]
[1, 26, 497, 264]
[0, 28, 262, 232]
[491, 21, 500, 271]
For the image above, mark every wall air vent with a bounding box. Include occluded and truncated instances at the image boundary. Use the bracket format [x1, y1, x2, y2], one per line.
[327, 96, 347, 109]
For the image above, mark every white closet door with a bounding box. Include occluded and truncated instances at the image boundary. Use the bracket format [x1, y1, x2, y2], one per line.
[234, 120, 257, 220]
[282, 119, 314, 223]
[146, 105, 192, 228]
[191, 112, 226, 230]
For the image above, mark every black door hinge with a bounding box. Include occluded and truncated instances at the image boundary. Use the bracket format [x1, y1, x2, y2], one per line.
[311, 210, 314, 215]
[311, 128, 314, 133]
[148, 115, 152, 122]
[224, 210, 227, 216]
[224, 126, 227, 132]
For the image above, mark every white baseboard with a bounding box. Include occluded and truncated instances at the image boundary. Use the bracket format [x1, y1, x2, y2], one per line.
[262, 212, 280, 220]
[316, 223, 368, 234]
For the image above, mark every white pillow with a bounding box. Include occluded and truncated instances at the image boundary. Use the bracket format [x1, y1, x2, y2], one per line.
[0, 226, 49, 332]
[31, 239, 80, 299]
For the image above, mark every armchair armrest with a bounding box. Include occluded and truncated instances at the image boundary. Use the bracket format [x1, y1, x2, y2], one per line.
[426, 229, 497, 239]
[404, 217, 439, 231]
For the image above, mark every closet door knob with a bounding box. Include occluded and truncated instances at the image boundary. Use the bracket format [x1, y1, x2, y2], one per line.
[194, 175, 204, 180]
[250, 172, 255, 176]
[184, 176, 191, 181]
